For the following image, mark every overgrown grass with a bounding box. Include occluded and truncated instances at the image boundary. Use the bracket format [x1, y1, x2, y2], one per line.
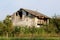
[0, 37, 60, 40]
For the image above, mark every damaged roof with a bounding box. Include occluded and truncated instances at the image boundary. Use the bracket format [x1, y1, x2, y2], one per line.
[17, 8, 50, 18]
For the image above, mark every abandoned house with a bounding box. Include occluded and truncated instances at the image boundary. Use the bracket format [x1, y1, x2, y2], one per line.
[9, 8, 50, 27]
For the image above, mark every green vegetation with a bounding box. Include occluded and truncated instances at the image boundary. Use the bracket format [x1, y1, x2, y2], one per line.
[0, 37, 60, 40]
[0, 15, 60, 40]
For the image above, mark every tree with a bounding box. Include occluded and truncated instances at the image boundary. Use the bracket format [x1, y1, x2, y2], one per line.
[3, 15, 13, 37]
[0, 21, 7, 37]
[52, 15, 60, 33]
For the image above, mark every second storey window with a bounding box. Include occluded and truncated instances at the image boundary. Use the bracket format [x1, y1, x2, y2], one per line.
[16, 13, 18, 16]
[28, 13, 35, 18]
[18, 11, 23, 19]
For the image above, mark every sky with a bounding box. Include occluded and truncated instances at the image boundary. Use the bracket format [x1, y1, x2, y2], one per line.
[0, 0, 60, 20]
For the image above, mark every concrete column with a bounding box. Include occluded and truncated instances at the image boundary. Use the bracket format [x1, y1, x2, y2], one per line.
[35, 17, 38, 27]
[47, 19, 49, 25]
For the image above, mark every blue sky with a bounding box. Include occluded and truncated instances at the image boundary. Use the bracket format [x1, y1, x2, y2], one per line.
[0, 0, 60, 20]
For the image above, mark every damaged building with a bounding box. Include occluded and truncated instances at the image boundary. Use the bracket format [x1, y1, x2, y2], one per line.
[9, 8, 50, 27]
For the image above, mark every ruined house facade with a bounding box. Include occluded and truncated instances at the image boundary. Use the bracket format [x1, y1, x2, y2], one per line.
[10, 8, 50, 27]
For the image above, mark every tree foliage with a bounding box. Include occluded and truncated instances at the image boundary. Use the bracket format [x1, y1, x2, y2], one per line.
[52, 15, 60, 33]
